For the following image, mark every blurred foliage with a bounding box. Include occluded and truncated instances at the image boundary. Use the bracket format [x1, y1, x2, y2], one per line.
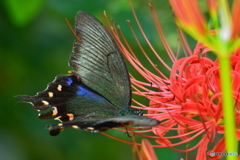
[3, 0, 44, 27]
[0, 0, 189, 159]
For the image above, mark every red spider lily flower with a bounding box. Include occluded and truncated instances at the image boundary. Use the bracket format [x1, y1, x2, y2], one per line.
[150, 44, 240, 160]
[169, 0, 208, 36]
[168, 0, 240, 159]
[138, 139, 158, 160]
[231, 0, 240, 40]
[102, 0, 240, 159]
[169, 0, 240, 53]
[131, 139, 159, 160]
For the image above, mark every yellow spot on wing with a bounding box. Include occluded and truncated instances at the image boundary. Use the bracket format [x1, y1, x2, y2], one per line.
[41, 100, 49, 105]
[86, 127, 94, 131]
[66, 113, 74, 121]
[51, 107, 58, 116]
[57, 85, 62, 91]
[72, 125, 79, 129]
[48, 92, 53, 97]
[54, 116, 62, 120]
[59, 127, 64, 132]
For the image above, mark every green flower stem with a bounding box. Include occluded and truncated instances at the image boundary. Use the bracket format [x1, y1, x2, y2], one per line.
[218, 1, 237, 159]
[218, 55, 237, 160]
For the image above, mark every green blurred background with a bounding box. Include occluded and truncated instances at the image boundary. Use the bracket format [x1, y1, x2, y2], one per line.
[0, 0, 186, 159]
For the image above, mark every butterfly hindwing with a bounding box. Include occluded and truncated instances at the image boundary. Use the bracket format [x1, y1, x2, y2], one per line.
[47, 115, 161, 136]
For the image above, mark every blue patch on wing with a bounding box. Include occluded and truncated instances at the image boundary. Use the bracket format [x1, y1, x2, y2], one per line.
[76, 85, 105, 102]
[66, 78, 73, 85]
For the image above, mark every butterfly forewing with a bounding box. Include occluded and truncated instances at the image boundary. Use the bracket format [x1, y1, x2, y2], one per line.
[69, 11, 131, 109]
